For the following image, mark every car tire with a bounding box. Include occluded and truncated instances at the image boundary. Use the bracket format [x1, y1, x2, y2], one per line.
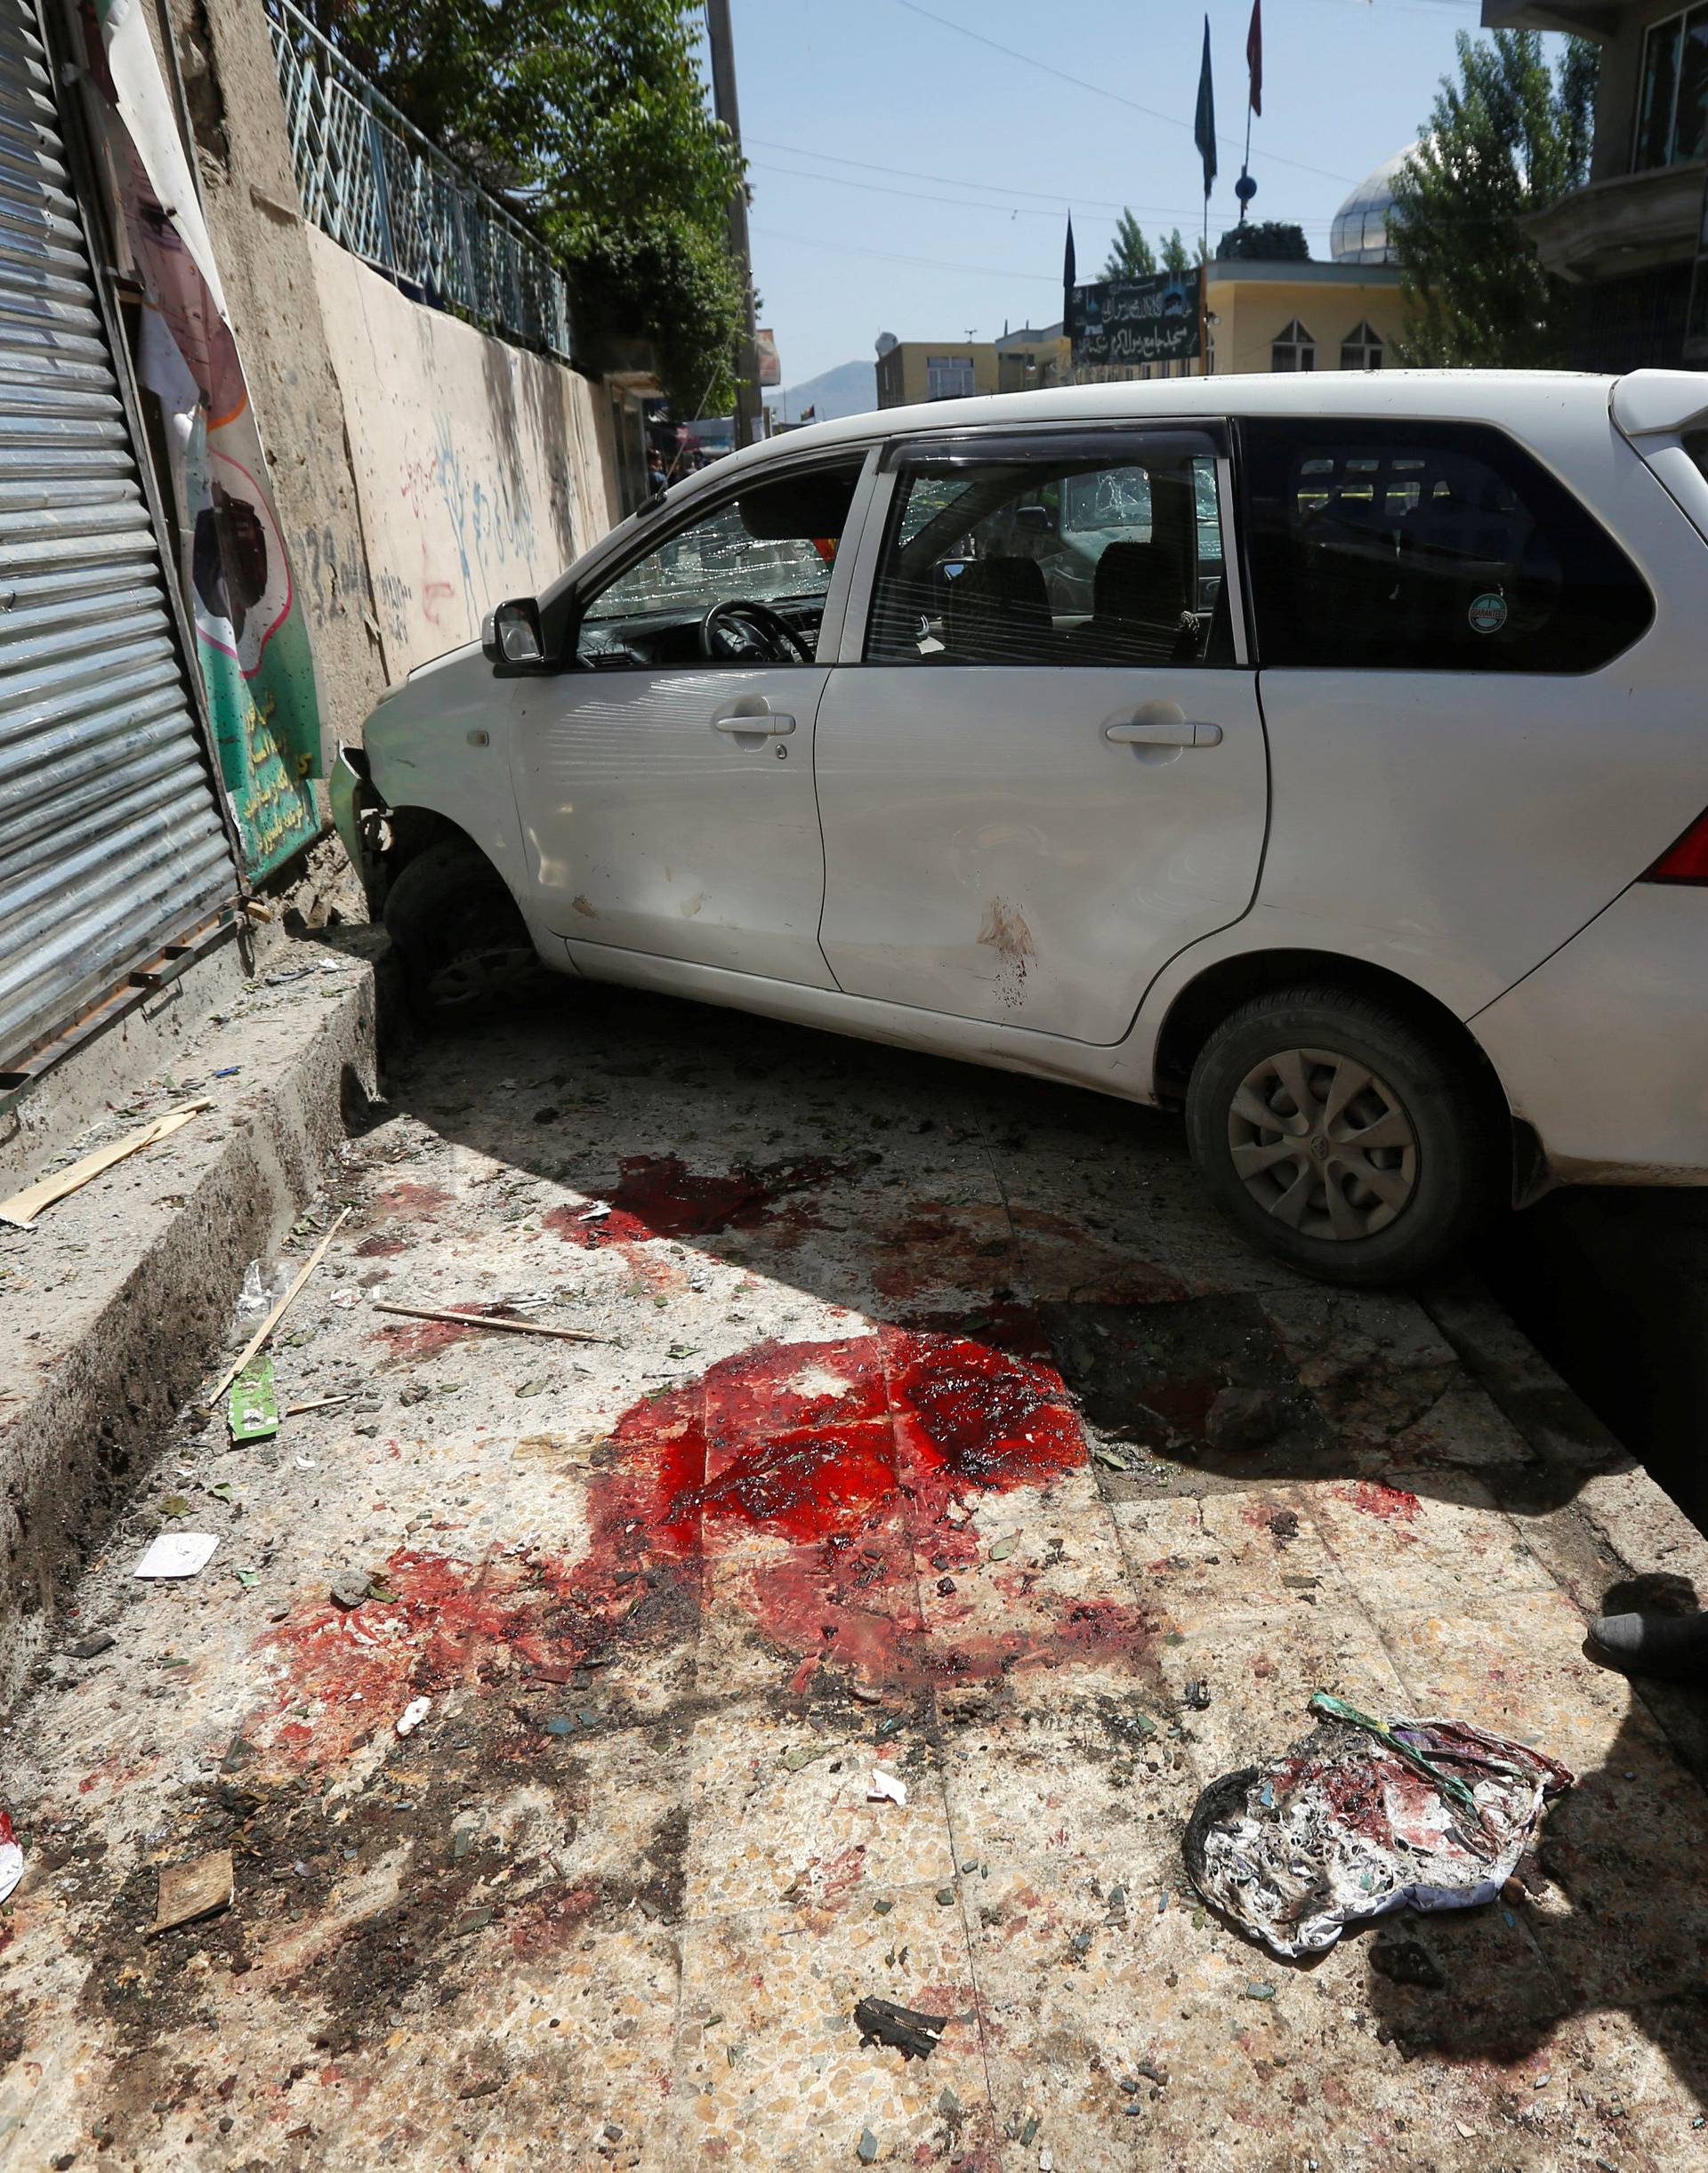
[1184, 986, 1494, 1288]
[381, 839, 542, 1020]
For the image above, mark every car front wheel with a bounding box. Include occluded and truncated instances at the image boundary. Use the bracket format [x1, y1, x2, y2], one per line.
[1185, 986, 1494, 1287]
[381, 839, 543, 1019]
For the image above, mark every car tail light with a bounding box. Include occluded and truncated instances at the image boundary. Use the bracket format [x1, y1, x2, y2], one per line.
[1643, 808, 1708, 885]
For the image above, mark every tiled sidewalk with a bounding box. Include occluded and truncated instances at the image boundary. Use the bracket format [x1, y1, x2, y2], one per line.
[1, 984, 1704, 2170]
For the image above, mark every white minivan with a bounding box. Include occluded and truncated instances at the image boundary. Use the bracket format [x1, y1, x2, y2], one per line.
[333, 370, 1708, 1286]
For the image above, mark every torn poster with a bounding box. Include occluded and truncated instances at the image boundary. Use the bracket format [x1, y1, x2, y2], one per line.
[75, 0, 324, 879]
[1184, 1701, 1573, 1960]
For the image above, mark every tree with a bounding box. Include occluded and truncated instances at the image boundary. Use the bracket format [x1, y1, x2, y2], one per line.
[1160, 229, 1193, 278]
[1389, 30, 1598, 367]
[296, 2, 746, 411]
[1215, 221, 1310, 262]
[1102, 211, 1156, 280]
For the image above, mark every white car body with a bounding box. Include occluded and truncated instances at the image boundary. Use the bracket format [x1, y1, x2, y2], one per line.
[342, 369, 1708, 1203]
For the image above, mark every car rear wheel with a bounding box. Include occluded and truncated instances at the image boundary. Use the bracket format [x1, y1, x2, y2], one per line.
[1185, 986, 1493, 1287]
[381, 840, 543, 1019]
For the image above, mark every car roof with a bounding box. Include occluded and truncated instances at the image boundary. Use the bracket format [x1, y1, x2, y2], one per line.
[717, 367, 1623, 477]
[558, 366, 1639, 610]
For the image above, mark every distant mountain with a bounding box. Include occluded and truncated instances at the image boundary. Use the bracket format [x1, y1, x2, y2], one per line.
[762, 358, 875, 424]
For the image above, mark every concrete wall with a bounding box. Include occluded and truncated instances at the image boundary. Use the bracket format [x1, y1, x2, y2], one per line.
[305, 232, 624, 682]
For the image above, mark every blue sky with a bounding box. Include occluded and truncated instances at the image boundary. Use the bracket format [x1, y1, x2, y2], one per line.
[717, 0, 1520, 388]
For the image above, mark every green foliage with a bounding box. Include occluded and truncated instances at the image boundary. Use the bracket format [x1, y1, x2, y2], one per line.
[302, 0, 745, 410]
[1102, 211, 1156, 280]
[1389, 30, 1599, 367]
[1215, 221, 1310, 262]
[1160, 229, 1193, 278]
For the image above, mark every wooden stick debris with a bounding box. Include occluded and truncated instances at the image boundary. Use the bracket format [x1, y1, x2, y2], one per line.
[0, 1099, 214, 1232]
[206, 1208, 351, 1405]
[371, 1300, 606, 1344]
[282, 1395, 354, 1417]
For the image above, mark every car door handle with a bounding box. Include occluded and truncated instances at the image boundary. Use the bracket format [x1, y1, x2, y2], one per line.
[713, 704, 795, 736]
[1105, 720, 1222, 747]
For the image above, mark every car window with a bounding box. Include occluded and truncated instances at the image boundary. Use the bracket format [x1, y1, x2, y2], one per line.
[865, 435, 1229, 667]
[578, 460, 863, 664]
[1241, 419, 1653, 673]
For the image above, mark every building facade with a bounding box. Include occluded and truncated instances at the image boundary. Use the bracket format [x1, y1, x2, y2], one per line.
[1485, 0, 1708, 369]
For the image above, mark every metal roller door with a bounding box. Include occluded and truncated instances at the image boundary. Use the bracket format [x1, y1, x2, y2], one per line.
[0, 0, 238, 1070]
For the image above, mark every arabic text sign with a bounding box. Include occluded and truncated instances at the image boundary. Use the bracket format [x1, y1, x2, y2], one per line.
[1069, 275, 1201, 367]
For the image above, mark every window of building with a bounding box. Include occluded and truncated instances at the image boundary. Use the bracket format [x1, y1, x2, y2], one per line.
[1635, 4, 1708, 171]
[925, 355, 978, 400]
[1271, 320, 1317, 372]
[1240, 419, 1653, 674]
[865, 434, 1229, 668]
[1340, 322, 1384, 371]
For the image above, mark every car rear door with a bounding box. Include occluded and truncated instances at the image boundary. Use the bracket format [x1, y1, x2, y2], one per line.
[810, 426, 1268, 1044]
[1237, 411, 1700, 1020]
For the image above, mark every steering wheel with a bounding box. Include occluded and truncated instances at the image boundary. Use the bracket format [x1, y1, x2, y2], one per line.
[698, 598, 813, 664]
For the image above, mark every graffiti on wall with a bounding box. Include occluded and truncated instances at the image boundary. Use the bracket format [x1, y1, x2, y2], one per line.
[308, 230, 600, 685]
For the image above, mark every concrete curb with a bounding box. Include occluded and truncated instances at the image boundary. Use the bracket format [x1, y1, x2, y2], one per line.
[0, 932, 394, 1703]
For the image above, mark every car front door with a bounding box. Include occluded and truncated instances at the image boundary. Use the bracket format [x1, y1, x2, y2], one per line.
[510, 454, 871, 987]
[812, 427, 1267, 1042]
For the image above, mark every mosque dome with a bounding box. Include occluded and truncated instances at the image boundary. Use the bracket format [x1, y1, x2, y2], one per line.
[1330, 145, 1422, 266]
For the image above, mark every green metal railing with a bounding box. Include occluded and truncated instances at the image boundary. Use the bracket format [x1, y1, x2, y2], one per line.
[263, 0, 572, 358]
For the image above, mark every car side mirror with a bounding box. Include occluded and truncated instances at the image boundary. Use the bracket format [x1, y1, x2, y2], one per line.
[1014, 503, 1053, 535]
[486, 596, 545, 671]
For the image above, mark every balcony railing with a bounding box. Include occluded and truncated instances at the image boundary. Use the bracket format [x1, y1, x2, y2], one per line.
[263, 0, 572, 358]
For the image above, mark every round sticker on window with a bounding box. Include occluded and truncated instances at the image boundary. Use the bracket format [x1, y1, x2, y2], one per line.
[1468, 591, 1508, 636]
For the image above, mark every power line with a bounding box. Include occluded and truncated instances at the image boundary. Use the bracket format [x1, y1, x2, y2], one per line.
[752, 225, 1063, 284]
[751, 154, 1354, 236]
[890, 0, 1357, 185]
[747, 136, 1133, 216]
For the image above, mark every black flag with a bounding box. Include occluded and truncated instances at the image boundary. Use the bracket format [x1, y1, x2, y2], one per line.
[1063, 213, 1076, 293]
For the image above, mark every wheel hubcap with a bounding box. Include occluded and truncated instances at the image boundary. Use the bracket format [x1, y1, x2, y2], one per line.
[1226, 1046, 1419, 1242]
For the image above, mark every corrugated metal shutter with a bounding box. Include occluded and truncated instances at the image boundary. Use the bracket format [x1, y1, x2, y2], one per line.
[0, 0, 238, 1068]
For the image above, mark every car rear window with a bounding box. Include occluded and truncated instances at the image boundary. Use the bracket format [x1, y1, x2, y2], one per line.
[1240, 419, 1653, 673]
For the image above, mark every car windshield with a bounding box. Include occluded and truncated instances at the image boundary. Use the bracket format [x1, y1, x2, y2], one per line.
[582, 500, 838, 624]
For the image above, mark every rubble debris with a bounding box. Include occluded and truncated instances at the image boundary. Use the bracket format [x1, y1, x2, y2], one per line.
[67, 1633, 116, 1660]
[283, 1396, 353, 1417]
[849, 1681, 883, 1705]
[1185, 1701, 1573, 1959]
[372, 1300, 606, 1344]
[856, 2129, 879, 2164]
[151, 1847, 233, 1934]
[867, 1769, 907, 1807]
[1204, 1386, 1285, 1453]
[208, 1208, 352, 1404]
[1183, 1679, 1211, 1710]
[395, 1696, 431, 1737]
[854, 1995, 947, 2060]
[228, 1355, 279, 1444]
[0, 1099, 212, 1231]
[133, 1533, 221, 1580]
[1269, 1509, 1301, 1541]
[0, 1808, 23, 1904]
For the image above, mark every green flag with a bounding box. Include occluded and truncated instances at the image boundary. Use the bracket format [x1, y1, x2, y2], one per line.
[1195, 17, 1217, 202]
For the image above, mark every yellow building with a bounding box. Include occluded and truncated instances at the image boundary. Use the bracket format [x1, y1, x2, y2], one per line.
[874, 326, 1073, 407]
[1200, 257, 1410, 376]
[874, 341, 1001, 407]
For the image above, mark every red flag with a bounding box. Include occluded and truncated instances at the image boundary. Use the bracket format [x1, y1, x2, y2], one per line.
[1246, 0, 1262, 117]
